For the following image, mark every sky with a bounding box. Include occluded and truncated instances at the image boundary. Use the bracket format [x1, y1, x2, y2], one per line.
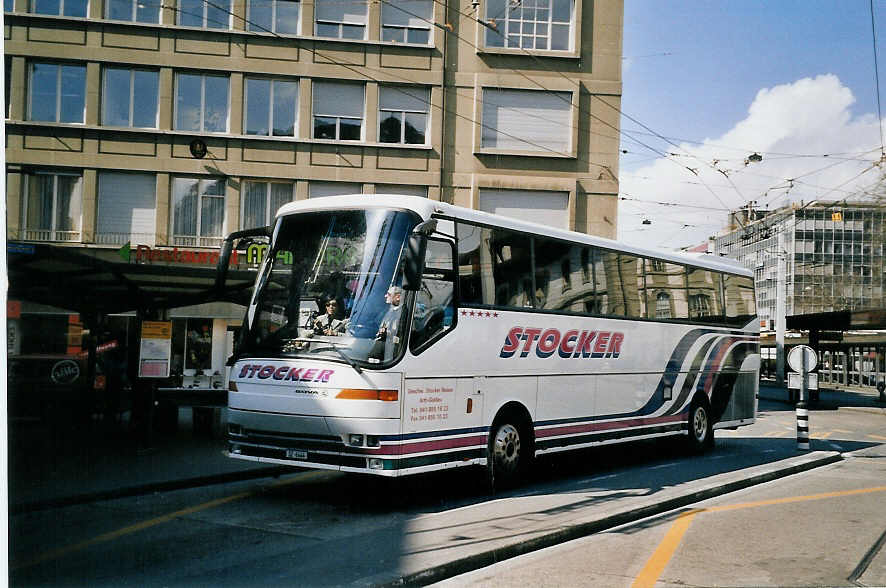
[617, 0, 886, 250]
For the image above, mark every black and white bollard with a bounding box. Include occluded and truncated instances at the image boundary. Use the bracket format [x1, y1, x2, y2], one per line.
[796, 401, 809, 450]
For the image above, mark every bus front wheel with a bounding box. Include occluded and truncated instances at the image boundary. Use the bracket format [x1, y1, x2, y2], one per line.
[686, 396, 714, 453]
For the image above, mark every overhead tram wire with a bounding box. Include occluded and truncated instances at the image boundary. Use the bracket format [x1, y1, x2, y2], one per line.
[378, 0, 671, 168]
[417, 0, 749, 220]
[871, 0, 886, 158]
[174, 0, 878, 229]
[618, 193, 730, 213]
[410, 0, 676, 160]
[160, 0, 621, 170]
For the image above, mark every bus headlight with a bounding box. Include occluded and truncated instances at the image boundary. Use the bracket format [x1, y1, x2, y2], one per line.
[368, 458, 384, 470]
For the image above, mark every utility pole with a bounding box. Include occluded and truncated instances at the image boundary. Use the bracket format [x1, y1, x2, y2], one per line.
[775, 227, 786, 386]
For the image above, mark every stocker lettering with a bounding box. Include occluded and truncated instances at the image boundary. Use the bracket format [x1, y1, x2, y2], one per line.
[499, 327, 624, 359]
[237, 364, 335, 383]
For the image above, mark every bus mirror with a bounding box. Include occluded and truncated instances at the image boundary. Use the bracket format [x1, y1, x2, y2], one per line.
[215, 225, 272, 293]
[413, 219, 437, 235]
[402, 233, 427, 291]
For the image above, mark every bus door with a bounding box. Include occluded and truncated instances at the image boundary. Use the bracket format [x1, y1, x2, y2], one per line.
[403, 234, 480, 457]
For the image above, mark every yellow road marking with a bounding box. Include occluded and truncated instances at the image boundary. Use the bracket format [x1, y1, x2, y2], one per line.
[705, 486, 886, 513]
[869, 434, 886, 441]
[811, 432, 833, 439]
[633, 485, 886, 587]
[631, 510, 702, 588]
[13, 471, 325, 571]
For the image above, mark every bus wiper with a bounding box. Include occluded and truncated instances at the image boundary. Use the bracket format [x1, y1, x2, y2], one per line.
[289, 337, 363, 374]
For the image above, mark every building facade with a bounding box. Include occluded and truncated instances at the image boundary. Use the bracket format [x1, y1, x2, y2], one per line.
[4, 0, 624, 416]
[713, 201, 886, 387]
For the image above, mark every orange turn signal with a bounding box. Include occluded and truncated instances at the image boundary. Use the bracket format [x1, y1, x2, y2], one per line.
[336, 389, 399, 401]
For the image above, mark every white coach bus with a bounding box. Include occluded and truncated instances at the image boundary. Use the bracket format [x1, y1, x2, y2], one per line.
[217, 195, 759, 485]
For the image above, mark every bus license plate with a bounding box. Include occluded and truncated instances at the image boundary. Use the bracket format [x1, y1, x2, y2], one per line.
[286, 449, 308, 460]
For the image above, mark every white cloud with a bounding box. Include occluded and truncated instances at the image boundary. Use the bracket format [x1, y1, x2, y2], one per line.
[617, 75, 884, 251]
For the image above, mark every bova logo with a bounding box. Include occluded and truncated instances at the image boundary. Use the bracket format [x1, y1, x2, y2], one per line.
[500, 327, 624, 359]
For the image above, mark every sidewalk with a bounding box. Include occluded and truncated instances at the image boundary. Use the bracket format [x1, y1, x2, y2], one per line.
[7, 408, 291, 513]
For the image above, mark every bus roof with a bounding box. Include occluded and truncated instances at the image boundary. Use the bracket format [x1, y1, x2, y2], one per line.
[276, 194, 752, 277]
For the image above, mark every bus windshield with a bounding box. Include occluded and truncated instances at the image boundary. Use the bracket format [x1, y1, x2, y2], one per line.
[238, 208, 419, 366]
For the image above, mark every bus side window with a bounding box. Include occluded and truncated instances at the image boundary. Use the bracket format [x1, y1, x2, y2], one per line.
[410, 238, 456, 353]
[724, 273, 755, 326]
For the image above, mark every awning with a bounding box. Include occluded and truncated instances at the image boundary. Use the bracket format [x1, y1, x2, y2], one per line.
[7, 242, 258, 317]
[786, 309, 886, 331]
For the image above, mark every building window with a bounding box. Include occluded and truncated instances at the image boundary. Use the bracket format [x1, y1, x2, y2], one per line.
[23, 171, 82, 242]
[102, 67, 159, 128]
[5, 57, 11, 119]
[172, 177, 226, 247]
[479, 188, 569, 229]
[381, 0, 432, 44]
[376, 184, 427, 198]
[244, 77, 298, 137]
[379, 86, 428, 144]
[106, 0, 160, 22]
[248, 0, 299, 33]
[175, 72, 229, 133]
[560, 258, 571, 292]
[5, 0, 13, 11]
[308, 181, 362, 198]
[28, 62, 86, 123]
[689, 293, 712, 318]
[96, 172, 157, 245]
[315, 0, 366, 39]
[242, 181, 293, 228]
[484, 0, 573, 51]
[30, 0, 86, 16]
[312, 81, 364, 141]
[481, 87, 572, 153]
[655, 292, 671, 319]
[178, 0, 230, 29]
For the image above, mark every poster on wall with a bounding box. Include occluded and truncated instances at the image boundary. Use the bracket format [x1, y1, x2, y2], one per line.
[139, 320, 172, 378]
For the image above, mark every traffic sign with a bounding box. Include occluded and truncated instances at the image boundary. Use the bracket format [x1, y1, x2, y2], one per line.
[788, 345, 818, 373]
[788, 372, 818, 390]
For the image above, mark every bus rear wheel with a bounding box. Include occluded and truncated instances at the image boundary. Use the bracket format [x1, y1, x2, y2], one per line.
[686, 396, 714, 453]
[488, 421, 525, 489]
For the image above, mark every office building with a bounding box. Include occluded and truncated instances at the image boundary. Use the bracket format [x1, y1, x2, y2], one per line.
[5, 0, 624, 411]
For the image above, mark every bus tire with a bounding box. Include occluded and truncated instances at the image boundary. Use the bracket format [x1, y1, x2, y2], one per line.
[487, 411, 533, 489]
[686, 395, 714, 453]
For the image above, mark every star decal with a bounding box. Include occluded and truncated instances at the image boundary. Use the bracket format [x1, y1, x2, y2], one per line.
[459, 309, 500, 319]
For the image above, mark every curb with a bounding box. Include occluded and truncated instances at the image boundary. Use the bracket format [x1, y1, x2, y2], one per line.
[10, 466, 296, 515]
[837, 406, 886, 415]
[378, 451, 843, 587]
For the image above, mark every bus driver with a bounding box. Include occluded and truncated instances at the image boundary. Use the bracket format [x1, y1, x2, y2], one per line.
[313, 299, 348, 336]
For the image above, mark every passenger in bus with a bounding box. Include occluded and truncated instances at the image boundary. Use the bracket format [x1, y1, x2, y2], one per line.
[370, 286, 403, 360]
[313, 299, 348, 336]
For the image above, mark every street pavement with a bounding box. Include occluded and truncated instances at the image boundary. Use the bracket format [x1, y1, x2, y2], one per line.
[7, 381, 885, 585]
[432, 441, 886, 588]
